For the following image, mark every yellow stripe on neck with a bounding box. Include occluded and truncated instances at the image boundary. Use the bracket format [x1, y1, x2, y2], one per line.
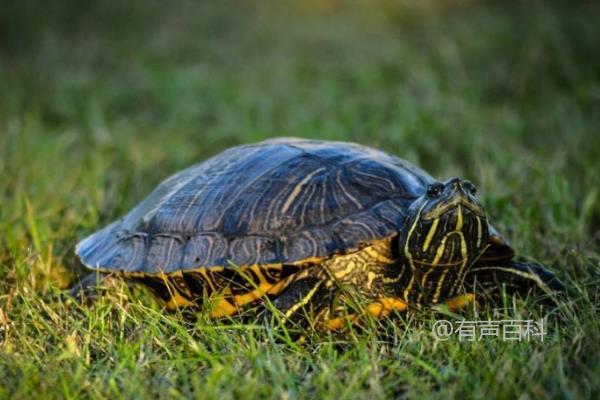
[422, 218, 439, 252]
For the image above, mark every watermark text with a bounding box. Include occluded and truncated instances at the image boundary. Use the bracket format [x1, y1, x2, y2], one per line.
[432, 319, 546, 342]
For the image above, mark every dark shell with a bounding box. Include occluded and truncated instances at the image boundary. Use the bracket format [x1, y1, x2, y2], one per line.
[76, 138, 434, 273]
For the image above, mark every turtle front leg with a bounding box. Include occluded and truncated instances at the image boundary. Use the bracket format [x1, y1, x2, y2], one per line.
[326, 297, 408, 330]
[268, 276, 411, 330]
[438, 293, 477, 311]
[464, 260, 564, 302]
[264, 276, 336, 328]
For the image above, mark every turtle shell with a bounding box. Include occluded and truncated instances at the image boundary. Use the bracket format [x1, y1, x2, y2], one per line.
[76, 138, 435, 274]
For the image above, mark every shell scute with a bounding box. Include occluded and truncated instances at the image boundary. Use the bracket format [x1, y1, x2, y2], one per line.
[181, 233, 228, 269]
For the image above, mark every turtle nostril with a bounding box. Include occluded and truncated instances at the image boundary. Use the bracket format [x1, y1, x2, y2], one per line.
[450, 179, 460, 190]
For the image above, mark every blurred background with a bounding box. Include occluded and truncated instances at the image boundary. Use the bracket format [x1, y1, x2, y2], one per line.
[0, 0, 598, 284]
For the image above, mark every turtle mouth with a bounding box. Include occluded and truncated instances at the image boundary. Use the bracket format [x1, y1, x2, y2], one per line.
[422, 197, 485, 220]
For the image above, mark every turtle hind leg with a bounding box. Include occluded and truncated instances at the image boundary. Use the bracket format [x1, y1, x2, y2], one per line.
[68, 272, 116, 303]
[465, 260, 564, 303]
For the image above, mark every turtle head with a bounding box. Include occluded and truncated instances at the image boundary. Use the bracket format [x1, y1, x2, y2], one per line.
[398, 178, 490, 301]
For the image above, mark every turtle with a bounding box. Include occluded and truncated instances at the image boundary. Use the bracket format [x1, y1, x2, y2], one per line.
[73, 138, 563, 328]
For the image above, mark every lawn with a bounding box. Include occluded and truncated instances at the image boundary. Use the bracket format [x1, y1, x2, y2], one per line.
[0, 1, 599, 399]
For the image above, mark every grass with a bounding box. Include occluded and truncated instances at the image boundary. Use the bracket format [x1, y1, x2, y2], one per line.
[1, 0, 599, 398]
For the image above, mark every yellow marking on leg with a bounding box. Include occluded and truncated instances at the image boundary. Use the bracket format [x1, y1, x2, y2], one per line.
[382, 274, 403, 284]
[209, 298, 238, 317]
[469, 266, 535, 279]
[367, 297, 408, 317]
[332, 261, 356, 279]
[164, 292, 195, 309]
[251, 264, 271, 285]
[377, 254, 395, 263]
[326, 297, 408, 330]
[231, 275, 294, 307]
[366, 271, 377, 289]
[442, 293, 475, 311]
[327, 316, 352, 330]
[321, 237, 396, 290]
[283, 280, 325, 318]
[365, 246, 394, 264]
[199, 269, 218, 293]
[422, 218, 439, 252]
[157, 272, 195, 309]
[469, 266, 551, 292]
[232, 282, 274, 306]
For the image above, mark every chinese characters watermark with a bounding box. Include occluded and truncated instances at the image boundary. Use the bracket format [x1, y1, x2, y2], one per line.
[432, 319, 546, 342]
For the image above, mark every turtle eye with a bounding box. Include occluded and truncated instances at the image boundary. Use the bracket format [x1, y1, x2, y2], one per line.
[426, 183, 444, 198]
[462, 180, 476, 195]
